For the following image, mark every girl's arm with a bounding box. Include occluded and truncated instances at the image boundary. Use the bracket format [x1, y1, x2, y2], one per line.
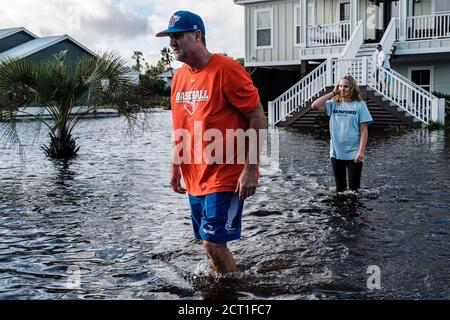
[355, 123, 368, 163]
[311, 84, 339, 112]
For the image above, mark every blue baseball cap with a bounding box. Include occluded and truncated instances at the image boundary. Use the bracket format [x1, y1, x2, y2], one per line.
[376, 44, 382, 49]
[156, 11, 205, 37]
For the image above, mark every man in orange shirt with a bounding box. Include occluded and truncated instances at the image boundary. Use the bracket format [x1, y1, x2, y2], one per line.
[156, 11, 267, 274]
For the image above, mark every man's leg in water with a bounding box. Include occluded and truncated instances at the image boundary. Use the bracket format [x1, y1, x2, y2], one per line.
[200, 240, 237, 273]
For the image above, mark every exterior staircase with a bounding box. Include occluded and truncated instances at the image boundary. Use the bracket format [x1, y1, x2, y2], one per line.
[280, 86, 421, 129]
[268, 18, 446, 128]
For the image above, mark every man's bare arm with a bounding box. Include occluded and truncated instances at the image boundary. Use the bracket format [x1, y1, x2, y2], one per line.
[235, 102, 267, 200]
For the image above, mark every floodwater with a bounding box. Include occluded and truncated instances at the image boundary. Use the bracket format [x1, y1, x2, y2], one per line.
[0, 111, 449, 300]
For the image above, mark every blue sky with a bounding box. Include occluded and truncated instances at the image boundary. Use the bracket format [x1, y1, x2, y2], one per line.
[0, 0, 245, 68]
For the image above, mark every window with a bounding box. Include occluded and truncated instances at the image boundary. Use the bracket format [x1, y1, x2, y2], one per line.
[339, 1, 350, 22]
[295, 5, 301, 45]
[255, 9, 272, 48]
[435, 0, 450, 13]
[295, 2, 315, 46]
[409, 67, 434, 92]
[308, 1, 316, 26]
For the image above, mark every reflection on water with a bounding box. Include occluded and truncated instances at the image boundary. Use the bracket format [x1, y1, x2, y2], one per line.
[0, 111, 449, 299]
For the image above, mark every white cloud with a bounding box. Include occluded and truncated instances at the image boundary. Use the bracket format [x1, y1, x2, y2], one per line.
[0, 0, 245, 68]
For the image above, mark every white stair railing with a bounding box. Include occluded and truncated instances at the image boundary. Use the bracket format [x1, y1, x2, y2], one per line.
[406, 13, 450, 40]
[333, 57, 368, 85]
[369, 62, 445, 124]
[332, 56, 445, 125]
[380, 18, 399, 55]
[268, 20, 365, 126]
[268, 60, 328, 126]
[336, 20, 364, 80]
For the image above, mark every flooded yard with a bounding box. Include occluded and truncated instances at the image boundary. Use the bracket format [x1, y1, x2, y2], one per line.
[0, 111, 449, 299]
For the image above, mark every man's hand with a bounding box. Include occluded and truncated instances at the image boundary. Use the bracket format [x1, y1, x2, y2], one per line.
[235, 165, 258, 201]
[170, 164, 186, 194]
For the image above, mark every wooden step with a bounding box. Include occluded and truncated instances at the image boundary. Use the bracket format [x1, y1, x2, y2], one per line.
[284, 86, 422, 129]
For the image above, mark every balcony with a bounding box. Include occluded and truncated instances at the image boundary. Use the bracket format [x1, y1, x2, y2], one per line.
[306, 22, 351, 47]
[405, 13, 450, 40]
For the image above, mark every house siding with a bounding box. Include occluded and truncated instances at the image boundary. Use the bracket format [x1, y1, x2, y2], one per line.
[246, 0, 299, 65]
[362, 0, 377, 40]
[26, 39, 93, 65]
[392, 60, 450, 94]
[413, 0, 432, 16]
[0, 31, 35, 53]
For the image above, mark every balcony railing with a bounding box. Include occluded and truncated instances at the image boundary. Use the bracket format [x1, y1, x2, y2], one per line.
[406, 13, 450, 40]
[307, 22, 351, 47]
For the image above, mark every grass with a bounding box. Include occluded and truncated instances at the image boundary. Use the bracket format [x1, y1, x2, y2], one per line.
[426, 120, 448, 131]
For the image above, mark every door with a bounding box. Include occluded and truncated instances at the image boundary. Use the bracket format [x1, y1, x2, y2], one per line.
[375, 1, 400, 41]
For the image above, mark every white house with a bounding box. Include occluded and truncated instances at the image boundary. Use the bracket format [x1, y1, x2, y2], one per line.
[157, 68, 179, 88]
[234, 0, 448, 127]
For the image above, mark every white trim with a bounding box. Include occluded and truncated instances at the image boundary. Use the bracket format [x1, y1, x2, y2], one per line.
[0, 27, 38, 40]
[300, 52, 342, 60]
[0, 35, 96, 61]
[235, 0, 271, 5]
[254, 8, 273, 49]
[61, 34, 98, 57]
[244, 6, 248, 68]
[308, 1, 316, 26]
[395, 46, 450, 55]
[408, 66, 434, 92]
[338, 0, 351, 23]
[245, 60, 300, 67]
[294, 4, 301, 47]
[63, 34, 96, 57]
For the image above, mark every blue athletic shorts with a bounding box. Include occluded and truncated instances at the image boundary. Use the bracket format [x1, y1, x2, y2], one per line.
[188, 192, 244, 244]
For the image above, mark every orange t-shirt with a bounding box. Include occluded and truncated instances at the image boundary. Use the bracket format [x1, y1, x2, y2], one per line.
[171, 54, 260, 196]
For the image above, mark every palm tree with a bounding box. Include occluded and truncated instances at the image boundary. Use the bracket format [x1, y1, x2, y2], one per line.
[131, 51, 144, 73]
[160, 47, 174, 76]
[0, 50, 145, 159]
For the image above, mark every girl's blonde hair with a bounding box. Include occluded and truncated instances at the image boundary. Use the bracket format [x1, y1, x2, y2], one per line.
[333, 75, 362, 103]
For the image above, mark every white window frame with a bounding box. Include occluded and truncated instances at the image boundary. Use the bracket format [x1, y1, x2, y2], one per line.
[295, 2, 316, 47]
[338, 0, 351, 23]
[408, 66, 434, 92]
[254, 8, 273, 49]
[294, 4, 301, 47]
[308, 1, 316, 26]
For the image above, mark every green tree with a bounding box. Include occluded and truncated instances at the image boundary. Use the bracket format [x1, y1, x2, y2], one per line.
[0, 51, 145, 159]
[235, 57, 245, 67]
[145, 60, 166, 80]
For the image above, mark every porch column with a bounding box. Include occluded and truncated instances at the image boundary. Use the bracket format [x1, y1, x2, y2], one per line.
[300, 60, 308, 78]
[300, 0, 308, 48]
[350, 0, 359, 32]
[399, 0, 408, 41]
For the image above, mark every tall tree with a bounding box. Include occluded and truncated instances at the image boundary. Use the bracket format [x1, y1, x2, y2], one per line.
[160, 47, 174, 76]
[131, 51, 145, 73]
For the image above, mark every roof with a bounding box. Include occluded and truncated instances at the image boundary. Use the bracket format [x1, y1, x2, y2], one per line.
[0, 27, 38, 40]
[234, 0, 277, 5]
[0, 34, 96, 61]
[157, 68, 179, 79]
